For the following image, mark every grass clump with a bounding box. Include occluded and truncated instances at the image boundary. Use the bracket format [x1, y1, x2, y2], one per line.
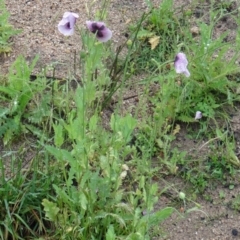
[127, 0, 240, 192]
[0, 0, 20, 54]
[128, 0, 190, 72]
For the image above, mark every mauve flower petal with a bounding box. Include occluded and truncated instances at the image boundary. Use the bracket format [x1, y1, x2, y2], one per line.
[94, 22, 106, 29]
[86, 20, 94, 31]
[195, 111, 202, 120]
[86, 21, 106, 32]
[62, 12, 71, 18]
[174, 53, 190, 77]
[58, 12, 79, 36]
[86, 20, 112, 42]
[97, 28, 112, 42]
[68, 15, 77, 29]
[63, 12, 79, 19]
[58, 18, 74, 36]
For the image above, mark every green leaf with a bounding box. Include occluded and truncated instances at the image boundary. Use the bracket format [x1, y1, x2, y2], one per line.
[142, 207, 174, 226]
[89, 114, 98, 132]
[126, 232, 145, 240]
[137, 29, 154, 40]
[80, 192, 88, 210]
[106, 225, 116, 240]
[110, 114, 137, 142]
[45, 145, 74, 163]
[53, 123, 64, 147]
[18, 91, 33, 114]
[25, 124, 48, 141]
[53, 184, 72, 205]
[95, 212, 126, 228]
[0, 108, 9, 117]
[42, 198, 60, 221]
[0, 86, 17, 97]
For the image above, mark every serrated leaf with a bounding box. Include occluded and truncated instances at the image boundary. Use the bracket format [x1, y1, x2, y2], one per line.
[0, 108, 9, 117]
[53, 123, 64, 147]
[42, 198, 60, 221]
[25, 124, 48, 141]
[142, 207, 174, 226]
[1, 117, 20, 145]
[177, 115, 195, 123]
[137, 29, 154, 40]
[95, 212, 126, 228]
[80, 192, 88, 210]
[3, 128, 13, 145]
[106, 225, 116, 240]
[45, 145, 75, 163]
[148, 36, 160, 50]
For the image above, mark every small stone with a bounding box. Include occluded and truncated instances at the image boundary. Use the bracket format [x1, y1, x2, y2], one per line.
[232, 229, 238, 236]
[190, 26, 200, 36]
[194, 9, 203, 18]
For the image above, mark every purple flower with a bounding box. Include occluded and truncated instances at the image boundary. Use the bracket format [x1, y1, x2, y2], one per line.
[195, 111, 202, 120]
[58, 12, 79, 36]
[174, 53, 190, 77]
[86, 21, 112, 42]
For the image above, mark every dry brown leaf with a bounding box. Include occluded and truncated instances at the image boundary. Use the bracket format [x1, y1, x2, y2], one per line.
[125, 18, 132, 24]
[148, 36, 160, 50]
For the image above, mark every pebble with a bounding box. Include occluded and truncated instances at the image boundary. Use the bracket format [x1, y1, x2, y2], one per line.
[190, 26, 200, 36]
[232, 229, 238, 236]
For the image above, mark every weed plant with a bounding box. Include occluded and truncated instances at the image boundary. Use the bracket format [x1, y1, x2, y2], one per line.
[41, 27, 173, 239]
[0, 1, 173, 239]
[0, 0, 20, 54]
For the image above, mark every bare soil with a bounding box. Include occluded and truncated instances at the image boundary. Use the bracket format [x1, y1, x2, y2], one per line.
[2, 0, 240, 239]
